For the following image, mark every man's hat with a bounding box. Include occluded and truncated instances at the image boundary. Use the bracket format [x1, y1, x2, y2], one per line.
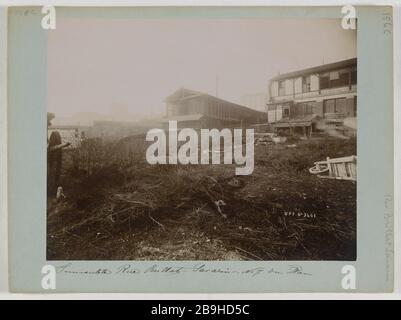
[47, 112, 55, 125]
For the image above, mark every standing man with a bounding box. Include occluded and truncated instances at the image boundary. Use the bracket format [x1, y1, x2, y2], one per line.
[47, 112, 70, 197]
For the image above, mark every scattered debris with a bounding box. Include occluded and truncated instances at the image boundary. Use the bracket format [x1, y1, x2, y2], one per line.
[309, 163, 329, 175]
[214, 200, 227, 219]
[272, 136, 287, 144]
[309, 155, 357, 181]
[227, 177, 244, 188]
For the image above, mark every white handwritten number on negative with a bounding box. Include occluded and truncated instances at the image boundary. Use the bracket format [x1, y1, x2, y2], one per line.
[41, 265, 56, 290]
[341, 265, 356, 290]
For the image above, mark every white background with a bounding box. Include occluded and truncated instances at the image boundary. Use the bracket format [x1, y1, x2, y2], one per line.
[0, 0, 400, 300]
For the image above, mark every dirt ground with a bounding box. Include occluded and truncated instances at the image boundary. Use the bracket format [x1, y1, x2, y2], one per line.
[47, 137, 356, 261]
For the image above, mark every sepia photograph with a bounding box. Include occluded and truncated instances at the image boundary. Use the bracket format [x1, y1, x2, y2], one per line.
[46, 17, 357, 261]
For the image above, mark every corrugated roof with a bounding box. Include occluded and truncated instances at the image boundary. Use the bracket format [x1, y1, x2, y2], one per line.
[271, 58, 357, 81]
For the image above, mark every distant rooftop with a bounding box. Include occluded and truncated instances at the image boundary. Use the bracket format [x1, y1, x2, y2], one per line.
[271, 58, 357, 81]
[165, 88, 265, 116]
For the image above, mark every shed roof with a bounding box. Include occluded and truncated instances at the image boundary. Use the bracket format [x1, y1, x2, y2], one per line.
[165, 88, 265, 117]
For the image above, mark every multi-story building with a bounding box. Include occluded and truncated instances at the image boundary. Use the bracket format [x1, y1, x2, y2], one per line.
[164, 88, 266, 129]
[267, 58, 357, 137]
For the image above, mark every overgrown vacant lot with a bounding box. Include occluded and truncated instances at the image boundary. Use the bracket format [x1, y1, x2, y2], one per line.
[47, 137, 356, 261]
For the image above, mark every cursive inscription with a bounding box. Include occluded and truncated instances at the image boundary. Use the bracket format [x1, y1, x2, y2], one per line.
[53, 262, 312, 278]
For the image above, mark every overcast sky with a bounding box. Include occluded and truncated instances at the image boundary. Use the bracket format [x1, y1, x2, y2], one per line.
[48, 18, 356, 119]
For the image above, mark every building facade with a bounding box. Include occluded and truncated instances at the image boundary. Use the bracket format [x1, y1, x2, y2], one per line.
[165, 88, 266, 130]
[267, 58, 357, 137]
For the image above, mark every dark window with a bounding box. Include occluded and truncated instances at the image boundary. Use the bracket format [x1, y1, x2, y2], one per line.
[328, 71, 348, 88]
[323, 99, 335, 114]
[278, 81, 286, 96]
[338, 71, 350, 87]
[323, 98, 347, 117]
[320, 69, 354, 89]
[302, 76, 311, 93]
[351, 70, 357, 84]
[305, 102, 314, 114]
[320, 75, 330, 89]
[335, 98, 347, 114]
[283, 108, 290, 117]
[297, 102, 314, 115]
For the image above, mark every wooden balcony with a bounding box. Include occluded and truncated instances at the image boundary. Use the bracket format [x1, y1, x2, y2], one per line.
[271, 85, 357, 103]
